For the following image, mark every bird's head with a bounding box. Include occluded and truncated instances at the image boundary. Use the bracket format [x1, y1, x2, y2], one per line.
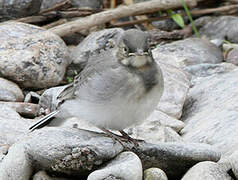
[116, 29, 154, 69]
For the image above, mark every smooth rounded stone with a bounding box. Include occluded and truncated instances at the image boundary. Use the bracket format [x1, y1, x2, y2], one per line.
[127, 110, 185, 144]
[0, 0, 42, 21]
[88, 151, 143, 180]
[128, 121, 183, 144]
[1, 127, 220, 179]
[132, 125, 183, 144]
[144, 168, 168, 180]
[0, 77, 24, 102]
[152, 19, 181, 31]
[24, 91, 40, 103]
[0, 142, 32, 180]
[0, 104, 30, 145]
[131, 110, 185, 133]
[184, 63, 237, 83]
[0, 21, 70, 89]
[25, 128, 124, 176]
[181, 69, 238, 155]
[228, 150, 238, 179]
[153, 38, 223, 68]
[197, 16, 238, 43]
[68, 28, 124, 76]
[155, 61, 190, 119]
[226, 47, 238, 65]
[181, 161, 232, 180]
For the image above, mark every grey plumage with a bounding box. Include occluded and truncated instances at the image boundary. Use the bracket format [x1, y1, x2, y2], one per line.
[29, 29, 164, 132]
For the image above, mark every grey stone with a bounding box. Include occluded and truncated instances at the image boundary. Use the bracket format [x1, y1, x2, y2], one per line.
[182, 161, 232, 180]
[88, 151, 143, 180]
[144, 168, 168, 180]
[129, 119, 183, 144]
[184, 63, 237, 83]
[0, 104, 30, 145]
[0, 127, 220, 179]
[226, 47, 238, 65]
[24, 91, 40, 103]
[0, 143, 32, 180]
[228, 150, 238, 179]
[153, 38, 223, 68]
[181, 69, 238, 155]
[22, 128, 220, 179]
[156, 61, 190, 119]
[0, 21, 71, 89]
[0, 77, 24, 102]
[197, 16, 238, 43]
[0, 0, 42, 21]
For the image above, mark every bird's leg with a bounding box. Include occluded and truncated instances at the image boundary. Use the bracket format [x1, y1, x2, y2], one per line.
[119, 130, 140, 147]
[100, 128, 126, 147]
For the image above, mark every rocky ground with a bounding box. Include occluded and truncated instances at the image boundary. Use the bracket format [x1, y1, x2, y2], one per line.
[0, 0, 238, 180]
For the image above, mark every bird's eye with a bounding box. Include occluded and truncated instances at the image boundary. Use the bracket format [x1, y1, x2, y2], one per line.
[123, 47, 129, 54]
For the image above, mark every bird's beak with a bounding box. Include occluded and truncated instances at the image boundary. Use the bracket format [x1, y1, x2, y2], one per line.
[136, 48, 148, 56]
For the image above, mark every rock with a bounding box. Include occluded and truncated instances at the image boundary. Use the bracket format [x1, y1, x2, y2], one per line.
[0, 143, 32, 180]
[153, 38, 223, 68]
[197, 16, 238, 43]
[181, 69, 238, 155]
[184, 63, 237, 83]
[0, 101, 39, 118]
[181, 161, 232, 180]
[24, 91, 40, 104]
[20, 128, 220, 179]
[69, 28, 124, 76]
[228, 150, 238, 179]
[144, 168, 168, 180]
[0, 77, 24, 102]
[0, 21, 70, 89]
[88, 151, 143, 180]
[0, 127, 220, 179]
[226, 47, 238, 65]
[0, 0, 42, 21]
[0, 104, 30, 145]
[126, 110, 185, 144]
[156, 61, 190, 119]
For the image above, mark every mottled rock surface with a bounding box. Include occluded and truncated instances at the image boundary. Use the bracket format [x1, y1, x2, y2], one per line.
[197, 16, 238, 43]
[0, 77, 24, 102]
[0, 22, 70, 89]
[0, 0, 42, 21]
[182, 161, 232, 180]
[153, 38, 223, 68]
[88, 151, 142, 180]
[144, 168, 168, 180]
[181, 69, 238, 155]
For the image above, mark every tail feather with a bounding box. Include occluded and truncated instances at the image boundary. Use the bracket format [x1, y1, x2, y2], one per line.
[29, 110, 59, 132]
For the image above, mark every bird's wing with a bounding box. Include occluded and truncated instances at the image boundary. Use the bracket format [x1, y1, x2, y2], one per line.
[73, 50, 132, 103]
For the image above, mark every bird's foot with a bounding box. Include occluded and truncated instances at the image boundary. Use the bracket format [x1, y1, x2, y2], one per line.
[119, 130, 143, 147]
[100, 128, 126, 147]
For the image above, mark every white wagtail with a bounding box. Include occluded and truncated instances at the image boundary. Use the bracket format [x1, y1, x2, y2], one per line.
[29, 29, 164, 139]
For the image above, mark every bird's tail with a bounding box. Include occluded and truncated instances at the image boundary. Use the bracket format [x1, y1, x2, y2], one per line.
[29, 110, 59, 132]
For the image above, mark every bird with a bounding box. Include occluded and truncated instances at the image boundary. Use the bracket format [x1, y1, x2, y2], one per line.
[29, 29, 164, 141]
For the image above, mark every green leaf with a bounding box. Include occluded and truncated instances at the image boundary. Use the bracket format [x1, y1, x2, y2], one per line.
[66, 77, 73, 83]
[180, 0, 199, 37]
[171, 13, 184, 28]
[167, 10, 184, 28]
